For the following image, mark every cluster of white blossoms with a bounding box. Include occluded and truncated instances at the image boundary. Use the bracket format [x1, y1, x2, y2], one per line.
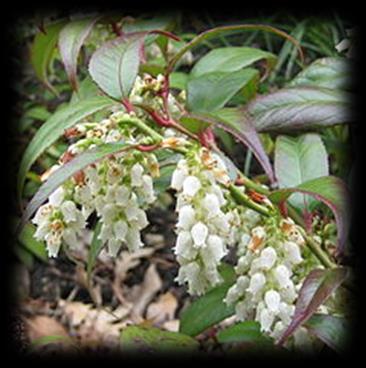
[32, 108, 159, 258]
[224, 217, 308, 341]
[32, 72, 187, 258]
[170, 147, 236, 295]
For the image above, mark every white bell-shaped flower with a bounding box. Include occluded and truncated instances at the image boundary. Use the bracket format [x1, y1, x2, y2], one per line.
[182, 176, 201, 197]
[191, 222, 208, 247]
[177, 205, 196, 230]
[264, 289, 281, 313]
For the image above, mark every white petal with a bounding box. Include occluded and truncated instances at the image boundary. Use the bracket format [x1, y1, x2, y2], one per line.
[113, 220, 128, 240]
[235, 300, 249, 321]
[258, 247, 277, 270]
[171, 167, 188, 191]
[182, 176, 201, 197]
[224, 285, 241, 305]
[279, 302, 295, 325]
[49, 187, 65, 206]
[45, 231, 62, 257]
[175, 231, 196, 259]
[115, 185, 130, 206]
[34, 222, 50, 240]
[32, 204, 53, 226]
[60, 201, 78, 223]
[274, 265, 292, 289]
[236, 275, 250, 294]
[283, 241, 303, 264]
[126, 226, 143, 252]
[191, 222, 208, 247]
[142, 175, 156, 203]
[107, 238, 122, 257]
[207, 234, 226, 262]
[131, 163, 144, 187]
[259, 308, 275, 332]
[177, 205, 196, 230]
[264, 290, 281, 313]
[98, 223, 113, 243]
[202, 193, 221, 217]
[247, 272, 266, 295]
[135, 209, 149, 229]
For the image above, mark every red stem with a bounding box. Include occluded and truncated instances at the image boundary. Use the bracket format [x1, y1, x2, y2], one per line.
[121, 98, 134, 113]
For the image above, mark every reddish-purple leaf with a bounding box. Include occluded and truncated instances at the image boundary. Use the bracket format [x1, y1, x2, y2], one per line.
[277, 267, 348, 345]
[184, 112, 275, 184]
[269, 176, 349, 254]
[245, 86, 351, 133]
[59, 16, 100, 90]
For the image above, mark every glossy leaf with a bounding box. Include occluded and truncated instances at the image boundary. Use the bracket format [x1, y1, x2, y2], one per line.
[191, 46, 276, 78]
[179, 265, 236, 337]
[269, 176, 349, 253]
[217, 321, 272, 344]
[59, 16, 100, 90]
[288, 57, 350, 90]
[190, 110, 275, 182]
[89, 33, 145, 100]
[18, 96, 116, 199]
[89, 30, 178, 100]
[120, 325, 198, 353]
[30, 20, 67, 94]
[18, 142, 130, 233]
[277, 267, 348, 345]
[187, 68, 258, 113]
[305, 314, 350, 353]
[274, 134, 329, 211]
[246, 87, 351, 133]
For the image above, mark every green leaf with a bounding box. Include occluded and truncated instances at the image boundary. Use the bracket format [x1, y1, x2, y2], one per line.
[89, 33, 146, 100]
[123, 15, 175, 34]
[269, 176, 349, 253]
[18, 96, 116, 199]
[191, 47, 277, 78]
[17, 222, 48, 262]
[120, 326, 198, 353]
[170, 72, 188, 90]
[179, 265, 236, 337]
[87, 221, 103, 282]
[187, 68, 258, 113]
[288, 57, 350, 90]
[18, 142, 130, 233]
[30, 20, 67, 94]
[305, 314, 350, 353]
[274, 134, 329, 211]
[246, 86, 351, 133]
[277, 267, 348, 345]
[70, 76, 100, 103]
[167, 24, 302, 75]
[217, 321, 272, 345]
[59, 16, 100, 90]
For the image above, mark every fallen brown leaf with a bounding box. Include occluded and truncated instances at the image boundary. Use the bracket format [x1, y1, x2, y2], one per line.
[130, 264, 163, 318]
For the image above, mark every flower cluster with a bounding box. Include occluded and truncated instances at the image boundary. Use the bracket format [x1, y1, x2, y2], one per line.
[32, 109, 158, 257]
[224, 217, 307, 340]
[171, 147, 234, 295]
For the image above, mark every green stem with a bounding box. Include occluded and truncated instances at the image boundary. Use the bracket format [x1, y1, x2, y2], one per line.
[229, 184, 271, 217]
[117, 116, 163, 143]
[297, 227, 336, 269]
